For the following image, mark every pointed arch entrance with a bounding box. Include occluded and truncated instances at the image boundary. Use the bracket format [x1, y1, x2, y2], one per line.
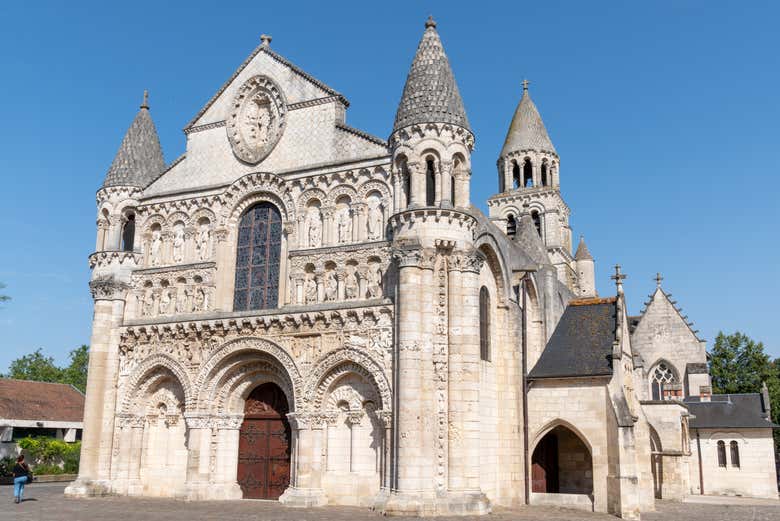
[532, 425, 593, 495]
[237, 382, 291, 499]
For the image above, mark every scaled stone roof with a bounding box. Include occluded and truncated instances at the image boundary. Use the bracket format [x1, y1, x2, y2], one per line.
[0, 379, 85, 423]
[686, 394, 779, 429]
[103, 102, 166, 188]
[574, 236, 593, 261]
[513, 213, 549, 265]
[529, 298, 618, 379]
[393, 18, 470, 132]
[501, 86, 556, 157]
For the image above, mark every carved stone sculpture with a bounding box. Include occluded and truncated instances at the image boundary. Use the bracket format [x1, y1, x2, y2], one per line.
[194, 287, 206, 312]
[150, 229, 162, 266]
[307, 208, 322, 248]
[367, 199, 383, 240]
[344, 271, 359, 300]
[172, 223, 185, 263]
[324, 271, 338, 301]
[159, 289, 172, 315]
[337, 206, 352, 244]
[305, 275, 317, 304]
[195, 222, 211, 261]
[367, 265, 382, 298]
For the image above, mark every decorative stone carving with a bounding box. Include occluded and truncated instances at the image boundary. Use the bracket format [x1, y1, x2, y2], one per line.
[366, 265, 382, 299]
[150, 229, 162, 266]
[366, 196, 383, 240]
[226, 75, 287, 164]
[344, 270, 359, 300]
[337, 205, 352, 244]
[306, 206, 322, 248]
[89, 276, 130, 301]
[324, 271, 338, 302]
[194, 221, 211, 261]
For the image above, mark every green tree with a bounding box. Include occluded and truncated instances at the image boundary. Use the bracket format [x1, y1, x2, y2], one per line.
[5, 348, 63, 383]
[709, 331, 780, 450]
[62, 345, 89, 393]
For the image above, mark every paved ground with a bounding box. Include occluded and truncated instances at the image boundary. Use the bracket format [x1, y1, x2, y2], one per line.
[1, 483, 779, 521]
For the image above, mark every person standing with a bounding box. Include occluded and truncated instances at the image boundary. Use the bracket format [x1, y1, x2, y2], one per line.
[12, 455, 30, 504]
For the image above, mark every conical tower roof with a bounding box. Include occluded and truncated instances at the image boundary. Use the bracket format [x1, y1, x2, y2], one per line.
[501, 82, 556, 156]
[103, 91, 165, 188]
[574, 235, 593, 261]
[393, 17, 470, 132]
[514, 211, 550, 265]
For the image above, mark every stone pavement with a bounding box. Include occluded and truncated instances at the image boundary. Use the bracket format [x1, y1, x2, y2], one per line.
[1, 484, 779, 521]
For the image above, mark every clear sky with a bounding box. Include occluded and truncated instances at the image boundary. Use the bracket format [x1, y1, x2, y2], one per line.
[0, 1, 778, 369]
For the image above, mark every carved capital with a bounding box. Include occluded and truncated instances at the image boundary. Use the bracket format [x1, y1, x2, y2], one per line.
[392, 247, 422, 268]
[89, 276, 130, 301]
[213, 228, 229, 243]
[448, 250, 485, 274]
[376, 410, 393, 429]
[283, 221, 296, 235]
[212, 414, 243, 430]
[116, 414, 145, 429]
[346, 411, 364, 425]
[183, 414, 213, 430]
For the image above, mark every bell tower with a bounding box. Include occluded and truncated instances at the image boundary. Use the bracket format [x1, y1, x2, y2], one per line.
[488, 81, 579, 289]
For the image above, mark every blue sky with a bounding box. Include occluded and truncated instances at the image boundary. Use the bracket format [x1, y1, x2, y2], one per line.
[0, 1, 778, 369]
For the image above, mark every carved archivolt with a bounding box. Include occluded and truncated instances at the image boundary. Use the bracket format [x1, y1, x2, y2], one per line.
[212, 360, 296, 415]
[121, 354, 193, 414]
[220, 172, 295, 225]
[305, 348, 391, 412]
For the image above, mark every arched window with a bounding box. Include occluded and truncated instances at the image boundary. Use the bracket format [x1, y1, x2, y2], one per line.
[729, 441, 740, 468]
[716, 440, 727, 467]
[506, 214, 517, 238]
[479, 286, 490, 361]
[234, 202, 282, 311]
[651, 362, 677, 401]
[523, 159, 533, 187]
[512, 161, 521, 189]
[425, 158, 436, 206]
[541, 163, 549, 187]
[531, 210, 542, 238]
[121, 213, 135, 252]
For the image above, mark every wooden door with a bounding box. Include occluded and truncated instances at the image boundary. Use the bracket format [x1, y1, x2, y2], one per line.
[531, 432, 559, 493]
[237, 383, 291, 499]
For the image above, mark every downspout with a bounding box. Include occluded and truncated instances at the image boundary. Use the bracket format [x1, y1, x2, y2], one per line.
[695, 428, 704, 495]
[521, 275, 530, 505]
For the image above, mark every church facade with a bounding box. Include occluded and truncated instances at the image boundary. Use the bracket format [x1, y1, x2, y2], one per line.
[65, 18, 778, 518]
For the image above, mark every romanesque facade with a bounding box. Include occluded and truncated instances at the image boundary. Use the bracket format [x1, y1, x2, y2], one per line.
[66, 18, 777, 518]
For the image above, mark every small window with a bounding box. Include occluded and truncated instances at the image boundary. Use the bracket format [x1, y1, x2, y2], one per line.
[531, 210, 542, 237]
[479, 286, 490, 361]
[717, 440, 726, 467]
[506, 214, 517, 238]
[651, 362, 677, 401]
[121, 213, 135, 252]
[541, 163, 549, 186]
[523, 160, 533, 187]
[730, 440, 740, 468]
[512, 161, 520, 189]
[425, 158, 436, 206]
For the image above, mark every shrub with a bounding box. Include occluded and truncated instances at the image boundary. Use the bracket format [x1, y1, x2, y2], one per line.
[0, 457, 15, 477]
[16, 436, 80, 474]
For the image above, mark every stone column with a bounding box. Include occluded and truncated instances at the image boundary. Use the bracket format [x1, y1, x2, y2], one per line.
[212, 228, 231, 311]
[336, 272, 346, 301]
[126, 417, 145, 496]
[434, 163, 442, 206]
[440, 161, 453, 208]
[392, 172, 402, 212]
[184, 414, 212, 500]
[418, 253, 436, 488]
[454, 170, 470, 209]
[357, 268, 368, 300]
[408, 161, 424, 208]
[280, 413, 328, 507]
[377, 410, 393, 491]
[212, 415, 243, 500]
[107, 215, 123, 250]
[347, 411, 365, 473]
[315, 273, 325, 303]
[353, 203, 367, 242]
[65, 277, 129, 497]
[446, 251, 490, 513]
[322, 206, 335, 246]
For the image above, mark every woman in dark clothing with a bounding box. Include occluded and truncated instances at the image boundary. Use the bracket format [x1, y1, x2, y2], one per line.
[12, 455, 30, 504]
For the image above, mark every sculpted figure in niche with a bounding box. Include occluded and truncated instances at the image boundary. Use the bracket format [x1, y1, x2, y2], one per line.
[324, 271, 338, 301]
[337, 205, 352, 244]
[367, 197, 383, 241]
[193, 287, 206, 312]
[243, 95, 272, 148]
[306, 207, 322, 248]
[344, 270, 359, 300]
[159, 288, 172, 315]
[150, 228, 162, 266]
[195, 221, 211, 261]
[142, 288, 156, 317]
[175, 287, 187, 314]
[367, 265, 382, 299]
[172, 223, 185, 263]
[305, 275, 318, 304]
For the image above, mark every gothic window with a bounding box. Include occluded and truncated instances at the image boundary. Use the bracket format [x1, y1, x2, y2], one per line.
[651, 362, 677, 401]
[506, 214, 517, 238]
[523, 159, 533, 187]
[716, 440, 726, 467]
[730, 441, 740, 468]
[121, 213, 135, 252]
[541, 163, 549, 187]
[233, 202, 282, 312]
[531, 210, 542, 238]
[479, 286, 491, 361]
[425, 158, 436, 206]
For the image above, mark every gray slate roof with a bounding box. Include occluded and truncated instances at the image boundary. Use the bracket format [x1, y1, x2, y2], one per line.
[528, 298, 617, 379]
[393, 18, 470, 132]
[501, 86, 556, 156]
[513, 213, 550, 265]
[686, 394, 778, 429]
[574, 236, 593, 261]
[103, 103, 165, 188]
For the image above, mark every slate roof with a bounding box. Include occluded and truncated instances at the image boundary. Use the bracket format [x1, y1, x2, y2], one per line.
[685, 394, 778, 429]
[0, 379, 85, 423]
[528, 298, 617, 379]
[574, 236, 593, 261]
[103, 99, 166, 188]
[501, 85, 557, 157]
[513, 213, 549, 265]
[393, 17, 470, 132]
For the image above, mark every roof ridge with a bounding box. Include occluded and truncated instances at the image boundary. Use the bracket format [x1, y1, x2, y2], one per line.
[335, 122, 388, 147]
[184, 42, 348, 131]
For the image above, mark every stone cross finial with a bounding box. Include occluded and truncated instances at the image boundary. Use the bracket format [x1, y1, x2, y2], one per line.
[425, 15, 437, 29]
[522, 79, 530, 92]
[655, 272, 663, 288]
[611, 264, 627, 294]
[260, 34, 272, 47]
[140, 90, 149, 110]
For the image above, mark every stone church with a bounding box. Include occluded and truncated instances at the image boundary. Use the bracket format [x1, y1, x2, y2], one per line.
[66, 17, 778, 518]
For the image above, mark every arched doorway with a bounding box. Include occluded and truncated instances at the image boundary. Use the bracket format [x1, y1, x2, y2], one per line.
[237, 382, 291, 499]
[532, 425, 593, 495]
[650, 426, 663, 499]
